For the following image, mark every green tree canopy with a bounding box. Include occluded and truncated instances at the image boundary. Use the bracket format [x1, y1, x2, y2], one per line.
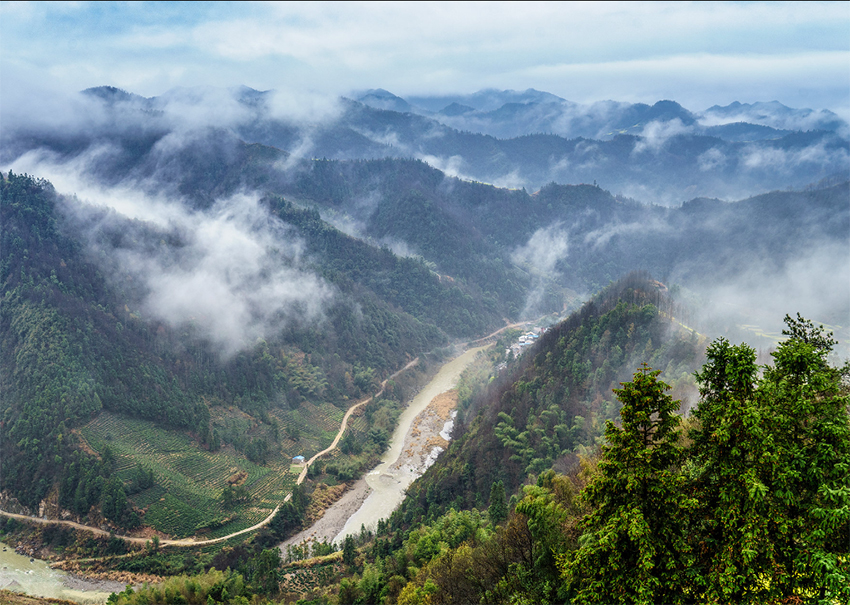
[488, 479, 507, 526]
[688, 318, 850, 603]
[562, 364, 694, 604]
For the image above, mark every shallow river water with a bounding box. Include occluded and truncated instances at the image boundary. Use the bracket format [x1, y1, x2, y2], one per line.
[334, 345, 488, 542]
[0, 541, 117, 603]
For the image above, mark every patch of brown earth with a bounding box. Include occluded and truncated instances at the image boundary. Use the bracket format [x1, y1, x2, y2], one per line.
[428, 391, 458, 420]
[226, 471, 248, 486]
[303, 484, 348, 527]
[52, 560, 160, 587]
[425, 435, 449, 450]
[70, 430, 98, 458]
[129, 525, 170, 540]
[392, 388, 459, 472]
[0, 590, 78, 605]
[281, 550, 341, 571]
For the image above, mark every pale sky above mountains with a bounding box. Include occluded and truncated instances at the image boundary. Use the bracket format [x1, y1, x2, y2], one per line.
[1, 1, 848, 116]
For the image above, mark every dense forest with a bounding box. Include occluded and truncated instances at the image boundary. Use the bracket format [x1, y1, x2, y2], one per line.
[304, 310, 849, 605]
[0, 172, 495, 521]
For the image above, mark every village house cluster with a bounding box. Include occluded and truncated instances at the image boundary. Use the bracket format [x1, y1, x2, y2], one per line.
[506, 328, 545, 359]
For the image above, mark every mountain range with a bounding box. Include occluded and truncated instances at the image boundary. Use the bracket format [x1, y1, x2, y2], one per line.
[3, 85, 847, 205]
[0, 84, 848, 602]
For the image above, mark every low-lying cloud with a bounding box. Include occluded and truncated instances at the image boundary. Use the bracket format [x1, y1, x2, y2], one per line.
[583, 216, 672, 249]
[512, 222, 571, 317]
[5, 150, 333, 358]
[632, 119, 694, 155]
[512, 222, 570, 275]
[118, 192, 331, 357]
[416, 153, 474, 182]
[741, 140, 849, 173]
[698, 103, 847, 134]
[682, 240, 850, 359]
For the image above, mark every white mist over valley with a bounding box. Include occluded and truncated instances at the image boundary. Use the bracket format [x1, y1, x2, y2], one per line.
[1, 3, 848, 604]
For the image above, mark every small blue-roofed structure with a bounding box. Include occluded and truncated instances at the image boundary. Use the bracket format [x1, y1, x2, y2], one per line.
[292, 455, 305, 464]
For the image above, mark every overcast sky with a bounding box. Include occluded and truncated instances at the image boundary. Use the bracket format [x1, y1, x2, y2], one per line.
[1, 1, 848, 115]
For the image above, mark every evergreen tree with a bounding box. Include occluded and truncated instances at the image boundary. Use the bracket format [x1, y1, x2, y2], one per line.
[756, 317, 850, 601]
[688, 320, 850, 603]
[342, 534, 357, 567]
[488, 479, 508, 525]
[100, 477, 128, 524]
[562, 364, 694, 605]
[687, 337, 770, 602]
[247, 548, 281, 596]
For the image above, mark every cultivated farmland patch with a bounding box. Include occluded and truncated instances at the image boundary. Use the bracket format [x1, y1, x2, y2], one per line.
[81, 412, 296, 538]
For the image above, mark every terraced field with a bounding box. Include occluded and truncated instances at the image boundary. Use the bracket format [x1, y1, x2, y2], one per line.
[346, 415, 368, 436]
[274, 401, 346, 449]
[81, 412, 297, 538]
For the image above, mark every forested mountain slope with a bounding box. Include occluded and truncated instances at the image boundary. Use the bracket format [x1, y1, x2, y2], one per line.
[0, 172, 496, 523]
[393, 273, 703, 526]
[323, 280, 848, 605]
[274, 159, 849, 304]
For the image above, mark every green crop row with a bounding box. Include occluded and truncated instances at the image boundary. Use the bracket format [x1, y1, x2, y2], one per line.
[80, 412, 296, 538]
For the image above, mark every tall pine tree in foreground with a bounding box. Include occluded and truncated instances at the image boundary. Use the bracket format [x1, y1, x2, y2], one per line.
[688, 316, 850, 603]
[759, 315, 850, 601]
[561, 365, 695, 605]
[687, 337, 771, 601]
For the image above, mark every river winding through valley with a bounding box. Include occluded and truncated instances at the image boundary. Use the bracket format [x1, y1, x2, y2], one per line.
[1, 344, 492, 602]
[332, 345, 489, 543]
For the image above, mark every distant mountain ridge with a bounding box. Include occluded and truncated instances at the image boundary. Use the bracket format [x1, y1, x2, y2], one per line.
[3, 85, 830, 205]
[702, 100, 846, 132]
[362, 88, 846, 140]
[405, 88, 569, 112]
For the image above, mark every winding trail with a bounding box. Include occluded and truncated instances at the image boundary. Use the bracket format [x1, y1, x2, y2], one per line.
[0, 502, 279, 549]
[463, 321, 528, 347]
[0, 320, 524, 552]
[0, 358, 421, 551]
[294, 357, 420, 486]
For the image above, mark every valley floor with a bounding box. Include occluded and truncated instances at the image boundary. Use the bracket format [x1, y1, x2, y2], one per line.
[282, 380, 468, 560]
[279, 479, 372, 549]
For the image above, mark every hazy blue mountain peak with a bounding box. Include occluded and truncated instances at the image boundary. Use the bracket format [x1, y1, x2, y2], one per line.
[356, 88, 413, 113]
[407, 88, 568, 112]
[82, 86, 151, 105]
[439, 102, 476, 116]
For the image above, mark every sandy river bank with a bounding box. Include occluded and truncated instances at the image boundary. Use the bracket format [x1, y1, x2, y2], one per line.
[278, 346, 488, 555]
[279, 480, 373, 549]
